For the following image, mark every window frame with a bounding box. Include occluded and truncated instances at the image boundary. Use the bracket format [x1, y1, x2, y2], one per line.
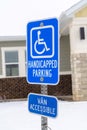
[2, 47, 26, 78]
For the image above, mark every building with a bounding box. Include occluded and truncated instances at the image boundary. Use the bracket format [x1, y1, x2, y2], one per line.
[0, 35, 72, 100]
[60, 0, 87, 100]
[0, 0, 87, 101]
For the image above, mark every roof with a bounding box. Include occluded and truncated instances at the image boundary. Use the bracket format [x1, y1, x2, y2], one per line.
[64, 0, 87, 16]
[60, 0, 87, 36]
[0, 36, 25, 42]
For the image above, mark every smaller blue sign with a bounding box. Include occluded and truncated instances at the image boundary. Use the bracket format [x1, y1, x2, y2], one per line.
[28, 93, 58, 118]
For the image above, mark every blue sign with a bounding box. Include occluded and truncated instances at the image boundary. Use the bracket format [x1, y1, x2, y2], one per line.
[28, 93, 58, 118]
[27, 18, 59, 85]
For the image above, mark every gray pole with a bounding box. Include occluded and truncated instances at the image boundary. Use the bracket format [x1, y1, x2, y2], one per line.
[40, 22, 48, 130]
[41, 85, 48, 130]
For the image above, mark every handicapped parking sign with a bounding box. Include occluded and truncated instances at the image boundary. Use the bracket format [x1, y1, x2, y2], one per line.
[30, 25, 54, 58]
[27, 18, 59, 85]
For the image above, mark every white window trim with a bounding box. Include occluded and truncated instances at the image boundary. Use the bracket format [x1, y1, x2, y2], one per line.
[1, 47, 26, 78]
[60, 71, 71, 75]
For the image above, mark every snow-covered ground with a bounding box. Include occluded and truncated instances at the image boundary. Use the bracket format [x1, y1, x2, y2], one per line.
[0, 100, 87, 130]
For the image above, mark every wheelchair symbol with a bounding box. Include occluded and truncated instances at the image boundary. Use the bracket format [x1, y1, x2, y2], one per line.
[34, 31, 50, 54]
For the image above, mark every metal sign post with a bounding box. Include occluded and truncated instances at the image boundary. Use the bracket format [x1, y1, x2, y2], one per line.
[41, 85, 48, 130]
[27, 18, 59, 130]
[28, 91, 58, 130]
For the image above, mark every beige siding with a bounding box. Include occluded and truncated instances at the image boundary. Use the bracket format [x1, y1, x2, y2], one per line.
[75, 6, 87, 17]
[0, 40, 25, 75]
[60, 36, 71, 72]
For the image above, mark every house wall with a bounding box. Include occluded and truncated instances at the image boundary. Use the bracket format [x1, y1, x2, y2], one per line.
[0, 37, 71, 76]
[60, 35, 71, 73]
[0, 40, 25, 76]
[70, 18, 87, 54]
[0, 38, 72, 100]
[70, 17, 87, 101]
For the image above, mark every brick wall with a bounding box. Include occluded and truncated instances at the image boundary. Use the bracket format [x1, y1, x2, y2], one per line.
[0, 75, 72, 100]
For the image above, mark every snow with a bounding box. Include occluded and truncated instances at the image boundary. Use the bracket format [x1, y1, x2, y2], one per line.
[0, 100, 87, 130]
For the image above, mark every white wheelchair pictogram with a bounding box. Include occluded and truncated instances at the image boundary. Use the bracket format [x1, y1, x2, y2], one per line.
[34, 31, 50, 54]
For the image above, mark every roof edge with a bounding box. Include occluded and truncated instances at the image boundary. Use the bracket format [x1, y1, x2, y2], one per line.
[0, 36, 25, 42]
[64, 0, 87, 16]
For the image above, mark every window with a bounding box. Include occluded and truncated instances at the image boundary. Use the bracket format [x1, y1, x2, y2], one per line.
[5, 51, 19, 76]
[2, 47, 26, 77]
